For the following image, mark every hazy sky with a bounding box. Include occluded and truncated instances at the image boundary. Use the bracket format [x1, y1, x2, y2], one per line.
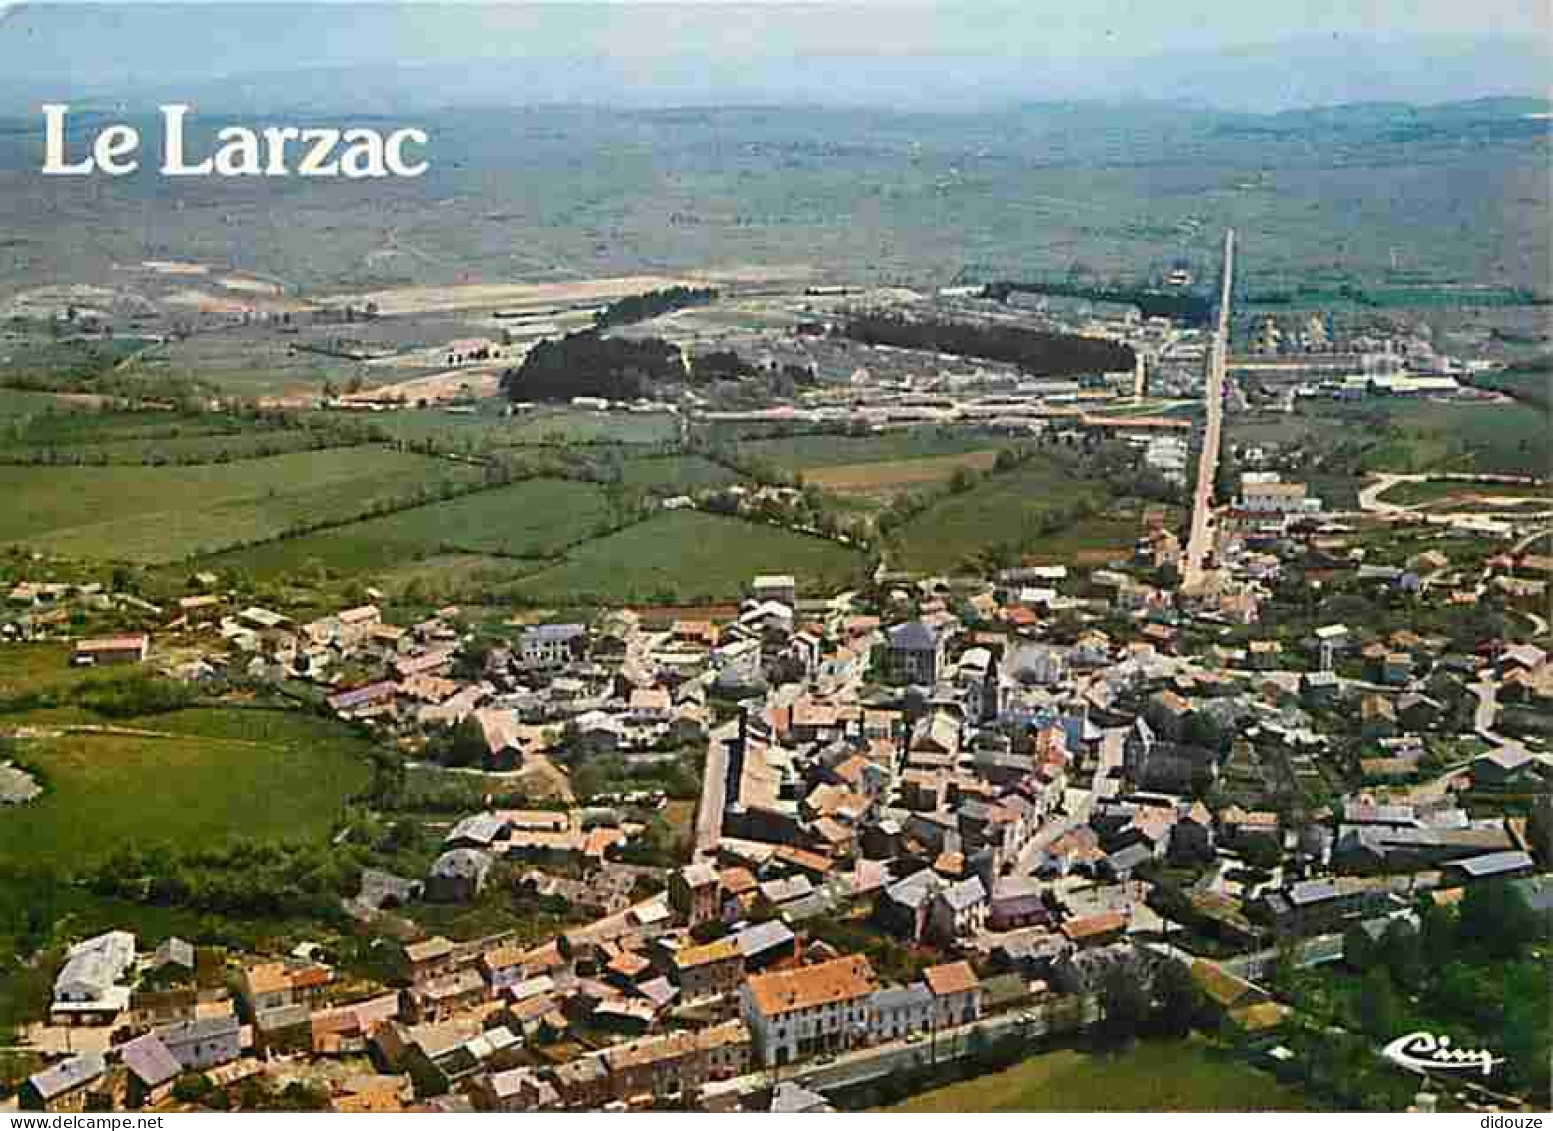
[4, 1, 1549, 67]
[0, 1, 1547, 109]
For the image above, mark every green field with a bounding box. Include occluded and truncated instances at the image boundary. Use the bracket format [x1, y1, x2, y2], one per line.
[805, 451, 1001, 496]
[1, 409, 248, 447]
[736, 429, 1005, 470]
[1026, 510, 1151, 566]
[878, 1042, 1316, 1113]
[614, 454, 741, 492]
[0, 447, 485, 563]
[1379, 477, 1550, 507]
[342, 404, 527, 451]
[1240, 399, 1547, 481]
[510, 510, 866, 602]
[499, 408, 679, 446]
[0, 388, 92, 419]
[345, 403, 679, 449]
[0, 707, 373, 869]
[371, 552, 539, 602]
[895, 456, 1100, 573]
[199, 477, 612, 579]
[0, 642, 134, 703]
[125, 335, 356, 400]
[1384, 399, 1548, 477]
[0, 407, 370, 465]
[0, 337, 147, 392]
[1474, 367, 1551, 410]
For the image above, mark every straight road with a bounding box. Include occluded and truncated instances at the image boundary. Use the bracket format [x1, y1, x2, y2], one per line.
[1183, 229, 1235, 587]
[694, 719, 737, 859]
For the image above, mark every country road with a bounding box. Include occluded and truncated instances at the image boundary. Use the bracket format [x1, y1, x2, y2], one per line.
[1358, 473, 1552, 532]
[1183, 229, 1234, 587]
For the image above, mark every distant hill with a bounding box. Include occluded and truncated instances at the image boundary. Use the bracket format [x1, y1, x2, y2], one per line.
[1101, 36, 1553, 115]
[0, 2, 1545, 115]
[1210, 96, 1553, 143]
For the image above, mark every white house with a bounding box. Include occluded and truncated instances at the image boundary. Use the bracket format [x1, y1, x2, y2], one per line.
[751, 574, 797, 607]
[1239, 473, 1318, 515]
[712, 638, 763, 688]
[1312, 624, 1353, 670]
[928, 876, 989, 944]
[740, 955, 876, 1067]
[867, 983, 934, 1042]
[518, 624, 587, 670]
[923, 961, 984, 1029]
[52, 931, 135, 1022]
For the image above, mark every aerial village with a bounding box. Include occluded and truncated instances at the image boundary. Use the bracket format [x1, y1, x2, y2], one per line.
[6, 448, 1550, 1114]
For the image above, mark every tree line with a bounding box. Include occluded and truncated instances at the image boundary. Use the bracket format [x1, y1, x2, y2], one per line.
[500, 332, 685, 403]
[1279, 880, 1547, 1106]
[594, 286, 717, 330]
[836, 311, 1136, 377]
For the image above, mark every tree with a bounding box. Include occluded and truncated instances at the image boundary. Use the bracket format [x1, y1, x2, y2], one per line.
[172, 1073, 214, 1104]
[1380, 919, 1425, 992]
[1528, 798, 1551, 867]
[1096, 959, 1150, 1048]
[452, 637, 495, 682]
[110, 564, 139, 594]
[1416, 898, 1457, 972]
[1240, 836, 1283, 873]
[1459, 880, 1540, 960]
[1342, 922, 1376, 972]
[837, 310, 1134, 378]
[1184, 712, 1228, 755]
[1150, 957, 1204, 1038]
[501, 331, 687, 402]
[427, 716, 487, 769]
[1355, 966, 1399, 1038]
[1500, 987, 1553, 1098]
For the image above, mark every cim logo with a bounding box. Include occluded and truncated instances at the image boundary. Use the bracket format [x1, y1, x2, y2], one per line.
[1382, 1032, 1504, 1076]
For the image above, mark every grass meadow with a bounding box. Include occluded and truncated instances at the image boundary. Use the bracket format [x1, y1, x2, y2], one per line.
[0, 708, 373, 869]
[509, 510, 866, 602]
[199, 477, 613, 580]
[878, 1041, 1316, 1113]
[0, 447, 485, 563]
[894, 455, 1100, 572]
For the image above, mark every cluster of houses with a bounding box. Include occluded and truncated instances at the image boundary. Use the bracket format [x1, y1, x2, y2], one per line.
[3, 577, 162, 645]
[12, 455, 1552, 1114]
[21, 879, 993, 1113]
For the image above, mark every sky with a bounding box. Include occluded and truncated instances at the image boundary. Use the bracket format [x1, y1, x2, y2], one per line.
[0, 1, 1548, 111]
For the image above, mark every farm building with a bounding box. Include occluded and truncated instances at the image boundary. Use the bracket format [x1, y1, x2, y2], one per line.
[72, 634, 149, 666]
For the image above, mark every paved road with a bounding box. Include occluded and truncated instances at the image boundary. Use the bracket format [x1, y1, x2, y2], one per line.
[1471, 680, 1501, 738]
[1183, 229, 1235, 587]
[1357, 473, 1413, 515]
[1466, 680, 1532, 752]
[1358, 473, 1552, 536]
[694, 719, 738, 859]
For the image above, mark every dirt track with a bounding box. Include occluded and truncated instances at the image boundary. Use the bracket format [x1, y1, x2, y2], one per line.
[345, 366, 505, 403]
[317, 275, 694, 317]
